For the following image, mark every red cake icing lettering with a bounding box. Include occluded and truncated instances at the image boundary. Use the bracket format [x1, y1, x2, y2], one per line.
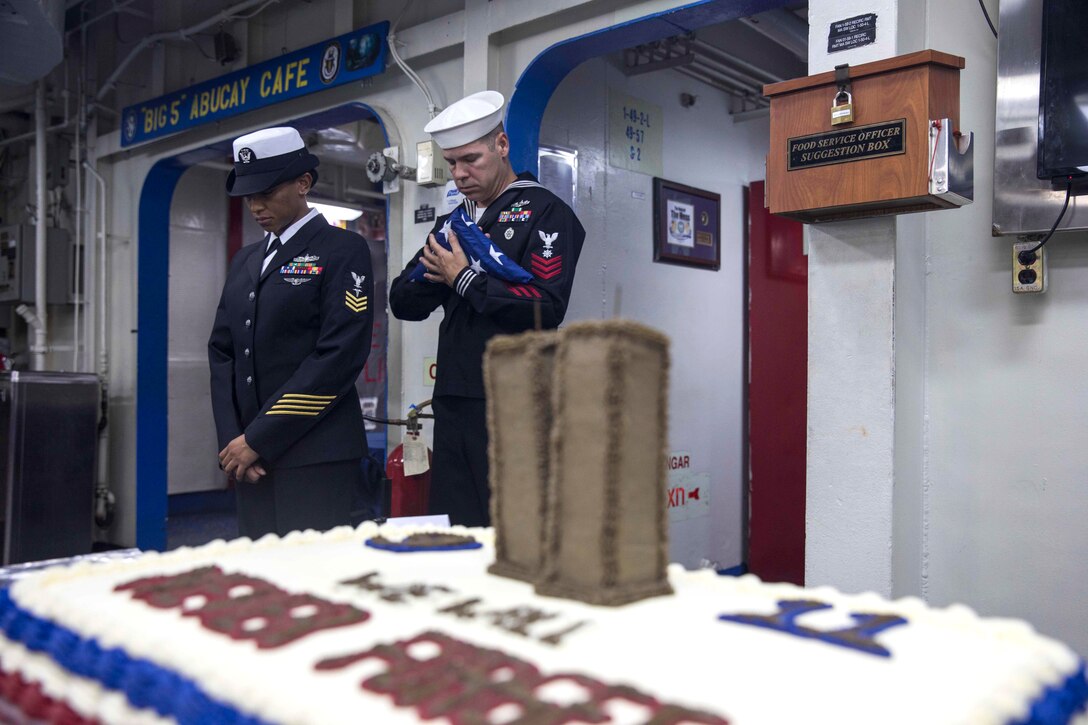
[115, 565, 369, 648]
[315, 631, 729, 724]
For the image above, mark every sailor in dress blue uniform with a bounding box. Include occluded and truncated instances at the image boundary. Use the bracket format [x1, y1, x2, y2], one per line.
[390, 91, 585, 527]
[209, 127, 374, 537]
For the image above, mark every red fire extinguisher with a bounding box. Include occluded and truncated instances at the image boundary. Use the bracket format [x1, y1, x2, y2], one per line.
[384, 402, 433, 517]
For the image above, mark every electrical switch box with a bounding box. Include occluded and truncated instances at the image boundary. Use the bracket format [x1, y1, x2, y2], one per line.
[0, 225, 73, 305]
[416, 140, 447, 187]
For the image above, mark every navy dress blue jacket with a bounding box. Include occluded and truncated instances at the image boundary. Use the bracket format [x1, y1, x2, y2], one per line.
[208, 214, 374, 468]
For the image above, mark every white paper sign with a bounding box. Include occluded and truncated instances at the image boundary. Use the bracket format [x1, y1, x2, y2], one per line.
[666, 451, 711, 522]
[402, 432, 430, 476]
[385, 514, 450, 528]
[608, 90, 663, 177]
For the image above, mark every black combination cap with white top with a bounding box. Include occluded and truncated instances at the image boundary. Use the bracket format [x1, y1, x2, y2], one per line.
[225, 127, 320, 197]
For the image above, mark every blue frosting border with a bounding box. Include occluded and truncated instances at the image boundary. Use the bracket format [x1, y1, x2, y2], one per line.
[0, 587, 269, 724]
[364, 538, 482, 553]
[1012, 661, 1088, 725]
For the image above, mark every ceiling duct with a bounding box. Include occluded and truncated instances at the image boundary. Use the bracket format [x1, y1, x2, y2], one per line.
[738, 8, 808, 61]
[0, 0, 64, 84]
[623, 33, 774, 116]
[622, 35, 695, 76]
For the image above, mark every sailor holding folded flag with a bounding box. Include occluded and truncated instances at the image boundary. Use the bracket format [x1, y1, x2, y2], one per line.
[390, 90, 585, 527]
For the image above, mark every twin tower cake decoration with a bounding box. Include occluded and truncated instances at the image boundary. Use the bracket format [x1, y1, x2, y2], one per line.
[485, 319, 672, 605]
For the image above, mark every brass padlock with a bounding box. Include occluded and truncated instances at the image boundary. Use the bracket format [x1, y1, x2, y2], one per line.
[831, 90, 855, 126]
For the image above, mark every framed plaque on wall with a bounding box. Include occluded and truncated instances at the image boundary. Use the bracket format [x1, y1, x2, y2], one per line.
[652, 178, 720, 270]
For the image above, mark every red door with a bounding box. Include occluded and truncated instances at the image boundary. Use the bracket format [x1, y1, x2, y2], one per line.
[746, 181, 807, 585]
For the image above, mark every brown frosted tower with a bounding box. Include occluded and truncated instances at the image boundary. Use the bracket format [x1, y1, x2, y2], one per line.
[484, 331, 558, 582]
[535, 320, 672, 605]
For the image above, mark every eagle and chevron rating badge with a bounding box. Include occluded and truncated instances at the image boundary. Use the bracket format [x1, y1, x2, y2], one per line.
[346, 271, 368, 313]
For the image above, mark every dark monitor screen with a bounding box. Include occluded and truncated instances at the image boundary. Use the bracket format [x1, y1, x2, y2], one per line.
[1037, 0, 1088, 181]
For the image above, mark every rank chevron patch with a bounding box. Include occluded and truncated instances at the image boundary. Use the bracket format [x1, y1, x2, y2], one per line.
[530, 253, 563, 280]
[345, 290, 369, 313]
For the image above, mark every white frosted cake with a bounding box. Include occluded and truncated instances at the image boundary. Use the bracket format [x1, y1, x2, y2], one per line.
[0, 523, 1085, 724]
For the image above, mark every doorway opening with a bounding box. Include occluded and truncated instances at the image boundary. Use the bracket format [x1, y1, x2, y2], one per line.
[137, 102, 391, 550]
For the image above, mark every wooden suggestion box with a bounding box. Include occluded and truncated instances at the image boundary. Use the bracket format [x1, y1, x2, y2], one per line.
[764, 50, 973, 223]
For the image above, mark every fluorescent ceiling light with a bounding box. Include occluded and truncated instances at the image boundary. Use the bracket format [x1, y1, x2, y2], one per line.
[308, 200, 363, 222]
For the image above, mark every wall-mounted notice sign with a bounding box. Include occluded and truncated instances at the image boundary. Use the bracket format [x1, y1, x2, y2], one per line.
[121, 21, 388, 147]
[608, 90, 663, 177]
[828, 13, 877, 53]
[666, 451, 710, 522]
[414, 204, 436, 224]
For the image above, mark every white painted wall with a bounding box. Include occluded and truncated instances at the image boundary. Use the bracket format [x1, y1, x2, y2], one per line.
[921, 0, 1088, 656]
[167, 166, 229, 495]
[805, 0, 1088, 657]
[544, 58, 770, 570]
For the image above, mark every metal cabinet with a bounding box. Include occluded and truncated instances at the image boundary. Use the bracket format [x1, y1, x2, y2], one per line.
[0, 371, 99, 565]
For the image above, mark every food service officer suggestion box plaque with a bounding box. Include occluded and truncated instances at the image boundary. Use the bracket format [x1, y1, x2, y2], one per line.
[764, 50, 973, 223]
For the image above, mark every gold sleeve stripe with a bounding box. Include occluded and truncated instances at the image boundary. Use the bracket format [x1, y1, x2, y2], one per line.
[278, 393, 337, 400]
[270, 404, 326, 412]
[266, 410, 320, 416]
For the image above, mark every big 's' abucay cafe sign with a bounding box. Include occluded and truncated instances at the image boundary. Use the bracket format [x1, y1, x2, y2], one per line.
[121, 21, 388, 147]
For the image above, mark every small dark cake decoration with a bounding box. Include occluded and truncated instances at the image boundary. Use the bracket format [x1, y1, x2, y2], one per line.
[365, 532, 483, 553]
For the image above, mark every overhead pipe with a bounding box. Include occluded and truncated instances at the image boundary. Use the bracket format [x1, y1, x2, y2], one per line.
[0, 77, 73, 150]
[82, 6, 95, 374]
[0, 90, 37, 115]
[675, 67, 749, 101]
[95, 0, 281, 103]
[738, 9, 808, 61]
[83, 161, 108, 379]
[31, 81, 48, 370]
[691, 56, 765, 96]
[692, 39, 786, 84]
[65, 0, 148, 38]
[83, 159, 114, 530]
[73, 75, 84, 372]
[0, 120, 75, 151]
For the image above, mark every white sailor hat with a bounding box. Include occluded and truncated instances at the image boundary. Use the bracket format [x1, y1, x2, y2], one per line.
[226, 127, 320, 197]
[424, 90, 505, 149]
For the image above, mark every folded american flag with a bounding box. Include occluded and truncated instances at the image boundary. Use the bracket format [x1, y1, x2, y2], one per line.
[408, 207, 532, 283]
